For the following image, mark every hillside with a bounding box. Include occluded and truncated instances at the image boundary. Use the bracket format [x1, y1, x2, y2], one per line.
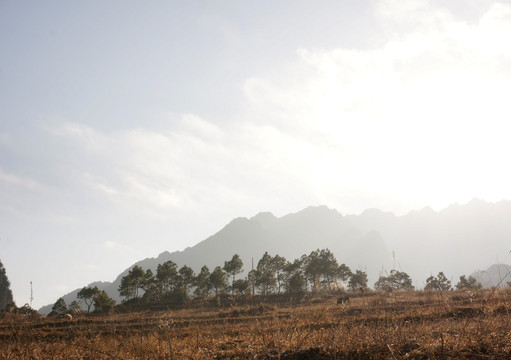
[40, 200, 511, 313]
[471, 264, 511, 288]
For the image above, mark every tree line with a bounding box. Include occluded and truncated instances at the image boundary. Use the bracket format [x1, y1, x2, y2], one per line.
[0, 254, 484, 315]
[113, 249, 483, 304]
[115, 249, 372, 303]
[47, 250, 484, 315]
[46, 253, 483, 315]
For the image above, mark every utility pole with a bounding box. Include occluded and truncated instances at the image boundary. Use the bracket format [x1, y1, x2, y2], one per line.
[30, 281, 33, 308]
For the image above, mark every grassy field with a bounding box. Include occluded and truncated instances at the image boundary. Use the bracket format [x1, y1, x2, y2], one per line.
[2, 289, 511, 359]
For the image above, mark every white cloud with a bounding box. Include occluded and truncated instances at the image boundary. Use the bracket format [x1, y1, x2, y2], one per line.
[179, 113, 224, 141]
[55, 284, 71, 294]
[238, 1, 511, 212]
[0, 132, 11, 145]
[0, 168, 44, 190]
[103, 240, 135, 253]
[82, 173, 119, 196]
[374, 0, 452, 32]
[50, 121, 109, 153]
[32, 1, 511, 219]
[82, 264, 97, 271]
[477, 3, 511, 57]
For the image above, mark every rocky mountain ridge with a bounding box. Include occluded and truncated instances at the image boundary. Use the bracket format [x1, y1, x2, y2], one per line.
[40, 199, 511, 313]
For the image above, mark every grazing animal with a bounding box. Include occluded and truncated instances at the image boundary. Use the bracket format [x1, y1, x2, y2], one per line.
[64, 313, 73, 320]
[337, 295, 350, 305]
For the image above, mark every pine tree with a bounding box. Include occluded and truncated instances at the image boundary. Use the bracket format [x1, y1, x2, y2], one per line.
[209, 266, 228, 296]
[425, 272, 452, 291]
[193, 266, 212, 298]
[77, 286, 99, 312]
[374, 270, 414, 292]
[456, 275, 482, 290]
[0, 260, 14, 310]
[49, 297, 67, 316]
[349, 270, 368, 290]
[93, 290, 116, 312]
[223, 254, 243, 294]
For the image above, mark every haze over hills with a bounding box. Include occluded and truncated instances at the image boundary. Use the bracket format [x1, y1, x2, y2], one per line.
[471, 264, 511, 288]
[40, 199, 511, 313]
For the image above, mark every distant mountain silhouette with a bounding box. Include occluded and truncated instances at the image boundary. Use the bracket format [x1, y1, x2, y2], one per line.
[471, 264, 511, 288]
[40, 200, 511, 313]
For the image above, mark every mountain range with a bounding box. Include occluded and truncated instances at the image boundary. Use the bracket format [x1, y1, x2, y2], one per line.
[40, 199, 511, 313]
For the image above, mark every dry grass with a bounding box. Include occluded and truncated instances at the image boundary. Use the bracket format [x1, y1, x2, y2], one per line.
[2, 289, 511, 359]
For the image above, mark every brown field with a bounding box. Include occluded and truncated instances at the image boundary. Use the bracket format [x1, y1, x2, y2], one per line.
[2, 289, 511, 359]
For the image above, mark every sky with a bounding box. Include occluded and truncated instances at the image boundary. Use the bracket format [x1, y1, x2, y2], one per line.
[1, 0, 511, 309]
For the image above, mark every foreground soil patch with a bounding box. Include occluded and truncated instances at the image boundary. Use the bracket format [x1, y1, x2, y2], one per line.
[2, 290, 511, 359]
